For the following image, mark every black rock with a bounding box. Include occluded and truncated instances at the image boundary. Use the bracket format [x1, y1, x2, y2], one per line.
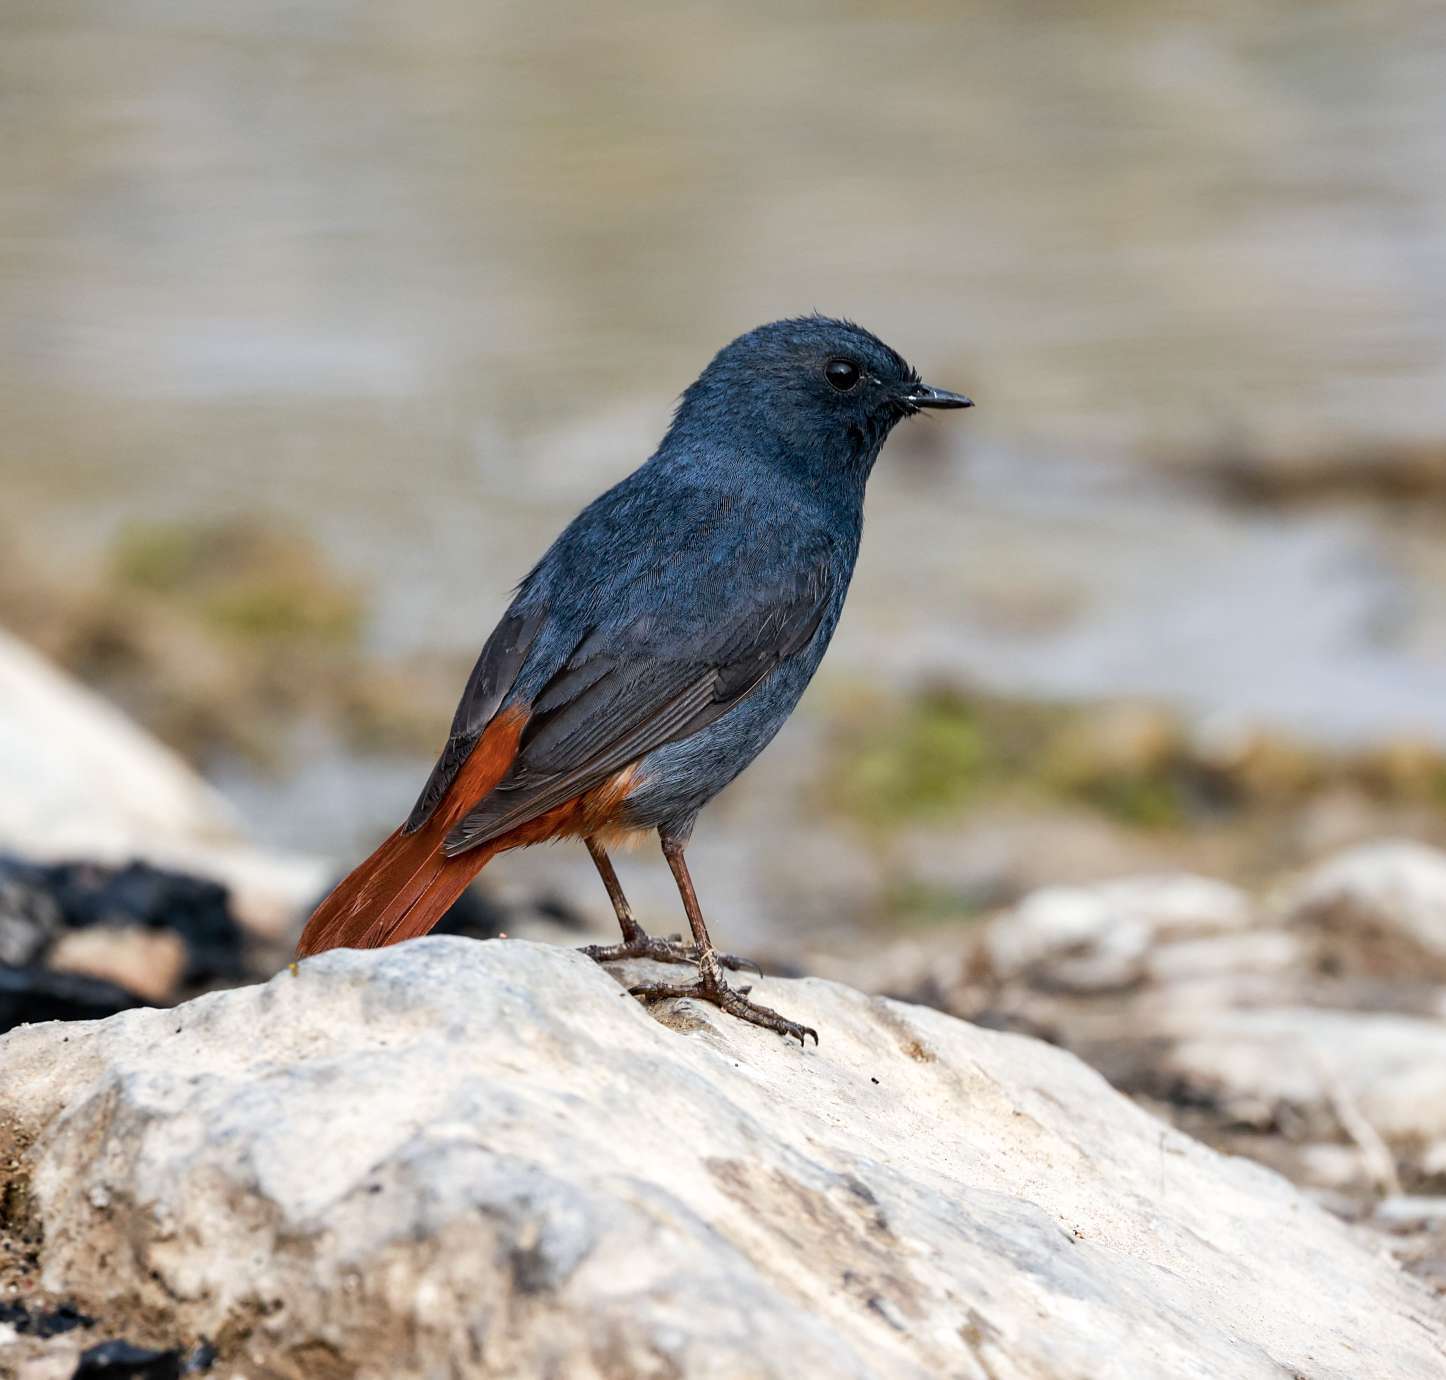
[182, 1339, 217, 1373]
[0, 1298, 95, 1337]
[0, 863, 64, 965]
[0, 965, 146, 1035]
[427, 884, 586, 941]
[0, 855, 249, 984]
[533, 891, 588, 931]
[72, 1339, 182, 1380]
[430, 883, 509, 941]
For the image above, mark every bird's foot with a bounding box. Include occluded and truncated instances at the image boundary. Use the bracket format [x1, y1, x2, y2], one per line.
[581, 927, 760, 976]
[627, 950, 817, 1046]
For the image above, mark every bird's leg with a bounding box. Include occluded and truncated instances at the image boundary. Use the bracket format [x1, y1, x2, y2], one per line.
[578, 836, 758, 973]
[627, 832, 817, 1046]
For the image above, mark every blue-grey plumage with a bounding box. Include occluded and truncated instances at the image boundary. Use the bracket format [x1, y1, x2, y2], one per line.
[299, 314, 972, 1043]
[506, 474, 858, 839]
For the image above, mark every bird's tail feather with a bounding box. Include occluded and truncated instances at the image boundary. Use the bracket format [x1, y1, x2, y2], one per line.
[294, 824, 502, 956]
[294, 705, 528, 957]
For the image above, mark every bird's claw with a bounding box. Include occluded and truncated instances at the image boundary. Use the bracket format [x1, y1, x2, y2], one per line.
[627, 962, 818, 1046]
[581, 930, 761, 976]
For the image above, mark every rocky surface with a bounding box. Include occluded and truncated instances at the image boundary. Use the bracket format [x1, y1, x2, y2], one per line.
[0, 626, 330, 939]
[906, 841, 1446, 1293]
[0, 627, 236, 857]
[1286, 840, 1446, 981]
[0, 855, 259, 1036]
[3, 939, 1443, 1379]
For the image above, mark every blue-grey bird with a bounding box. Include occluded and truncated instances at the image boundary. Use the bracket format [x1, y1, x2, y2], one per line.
[296, 316, 973, 1043]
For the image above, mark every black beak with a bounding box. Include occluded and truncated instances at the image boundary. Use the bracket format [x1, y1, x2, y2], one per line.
[904, 381, 974, 410]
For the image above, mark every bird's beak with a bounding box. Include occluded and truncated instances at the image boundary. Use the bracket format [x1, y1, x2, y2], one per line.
[903, 381, 974, 410]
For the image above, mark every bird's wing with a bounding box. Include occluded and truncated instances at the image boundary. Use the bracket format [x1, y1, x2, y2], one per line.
[403, 602, 548, 832]
[441, 561, 834, 855]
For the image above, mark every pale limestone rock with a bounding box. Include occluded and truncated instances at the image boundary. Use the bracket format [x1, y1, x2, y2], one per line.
[1287, 840, 1446, 979]
[1160, 1006, 1446, 1152]
[2, 939, 1441, 1379]
[981, 873, 1253, 991]
[0, 627, 329, 936]
[941, 862, 1446, 1207]
[47, 925, 188, 1003]
[0, 626, 236, 849]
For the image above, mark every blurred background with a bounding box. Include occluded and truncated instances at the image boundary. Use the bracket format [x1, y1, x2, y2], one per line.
[5, 0, 1446, 1273]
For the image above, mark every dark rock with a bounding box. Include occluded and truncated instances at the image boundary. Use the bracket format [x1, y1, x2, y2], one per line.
[0, 863, 64, 965]
[0, 965, 146, 1034]
[430, 884, 588, 939]
[430, 883, 508, 941]
[0, 1298, 95, 1337]
[532, 892, 588, 930]
[73, 1340, 182, 1379]
[0, 855, 248, 984]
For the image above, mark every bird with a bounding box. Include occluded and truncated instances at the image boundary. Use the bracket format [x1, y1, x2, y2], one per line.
[295, 315, 972, 1043]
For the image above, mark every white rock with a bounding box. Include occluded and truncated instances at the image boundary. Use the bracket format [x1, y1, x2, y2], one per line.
[0, 626, 330, 934]
[0, 625, 236, 847]
[1287, 840, 1446, 977]
[1375, 1196, 1446, 1226]
[1160, 1006, 1446, 1152]
[2, 939, 1441, 1379]
[982, 873, 1253, 990]
[1143, 928, 1303, 985]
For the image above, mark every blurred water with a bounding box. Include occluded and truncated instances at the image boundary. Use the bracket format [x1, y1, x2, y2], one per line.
[5, 0, 1446, 828]
[852, 444, 1446, 745]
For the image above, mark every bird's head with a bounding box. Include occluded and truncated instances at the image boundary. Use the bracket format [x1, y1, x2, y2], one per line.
[667, 315, 972, 486]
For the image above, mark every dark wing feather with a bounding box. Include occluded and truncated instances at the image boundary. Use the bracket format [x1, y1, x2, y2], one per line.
[442, 564, 833, 855]
[404, 602, 547, 832]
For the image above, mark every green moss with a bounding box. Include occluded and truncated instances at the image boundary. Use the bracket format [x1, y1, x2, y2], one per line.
[842, 692, 989, 822]
[822, 686, 1213, 832]
[111, 519, 363, 648]
[825, 687, 1070, 826]
[112, 522, 208, 593]
[199, 580, 359, 645]
[337, 667, 456, 755]
[882, 879, 993, 926]
[1068, 773, 1184, 829]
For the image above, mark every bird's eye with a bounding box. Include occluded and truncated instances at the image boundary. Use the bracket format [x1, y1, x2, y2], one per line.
[824, 358, 861, 392]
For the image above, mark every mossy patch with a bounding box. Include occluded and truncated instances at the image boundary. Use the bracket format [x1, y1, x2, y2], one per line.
[112, 520, 363, 647]
[820, 683, 1446, 835]
[838, 690, 993, 822]
[882, 878, 995, 927]
[822, 686, 1176, 828]
[2, 519, 458, 768]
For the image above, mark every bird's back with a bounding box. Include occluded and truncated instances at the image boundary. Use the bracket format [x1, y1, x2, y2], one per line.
[465, 454, 863, 837]
[511, 450, 861, 685]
